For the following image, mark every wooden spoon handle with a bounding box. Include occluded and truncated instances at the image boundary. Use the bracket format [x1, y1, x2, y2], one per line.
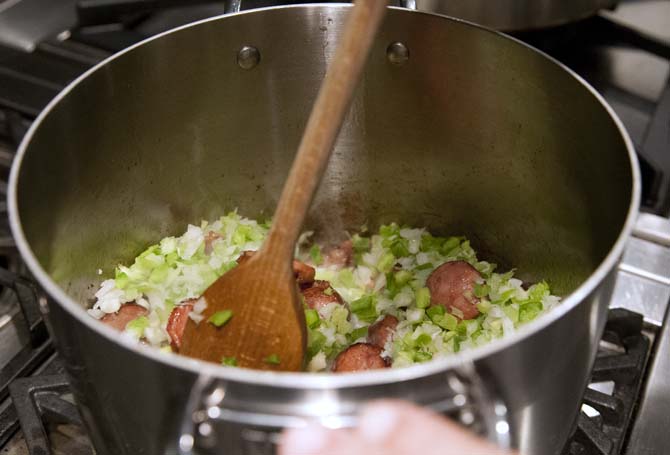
[262, 0, 388, 259]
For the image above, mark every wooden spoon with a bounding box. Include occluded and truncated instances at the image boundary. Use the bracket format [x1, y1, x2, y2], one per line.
[180, 1, 388, 371]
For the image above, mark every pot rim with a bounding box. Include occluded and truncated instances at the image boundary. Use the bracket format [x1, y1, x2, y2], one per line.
[7, 4, 641, 389]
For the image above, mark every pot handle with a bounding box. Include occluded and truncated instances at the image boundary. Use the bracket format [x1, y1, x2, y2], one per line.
[176, 365, 512, 454]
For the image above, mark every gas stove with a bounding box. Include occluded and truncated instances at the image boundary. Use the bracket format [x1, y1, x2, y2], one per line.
[0, 1, 668, 454]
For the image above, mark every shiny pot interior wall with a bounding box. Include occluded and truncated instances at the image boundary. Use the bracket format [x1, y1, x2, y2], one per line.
[14, 6, 632, 303]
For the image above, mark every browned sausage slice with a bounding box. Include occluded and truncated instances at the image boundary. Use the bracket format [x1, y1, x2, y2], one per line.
[237, 250, 316, 286]
[292, 259, 316, 285]
[100, 303, 148, 331]
[324, 239, 353, 268]
[367, 315, 399, 349]
[332, 343, 389, 372]
[166, 299, 195, 351]
[301, 280, 344, 310]
[426, 260, 481, 320]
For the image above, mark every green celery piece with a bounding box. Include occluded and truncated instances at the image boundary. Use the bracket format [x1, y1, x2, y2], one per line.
[221, 357, 238, 366]
[414, 351, 433, 362]
[437, 313, 458, 331]
[264, 354, 281, 365]
[307, 330, 327, 359]
[415, 287, 431, 309]
[348, 326, 369, 342]
[379, 223, 400, 238]
[519, 301, 543, 323]
[125, 316, 149, 336]
[377, 252, 395, 274]
[208, 310, 233, 327]
[473, 283, 490, 298]
[527, 281, 550, 302]
[149, 264, 170, 284]
[415, 333, 432, 346]
[440, 236, 462, 255]
[389, 238, 410, 258]
[304, 309, 320, 329]
[420, 233, 445, 252]
[351, 234, 371, 253]
[350, 295, 378, 323]
[309, 244, 323, 266]
[386, 272, 399, 299]
[476, 300, 492, 314]
[338, 269, 356, 288]
[426, 305, 445, 322]
[395, 270, 413, 286]
[114, 271, 129, 290]
[503, 305, 520, 323]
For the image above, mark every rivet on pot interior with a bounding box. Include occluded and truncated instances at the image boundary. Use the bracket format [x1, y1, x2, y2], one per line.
[386, 41, 409, 65]
[237, 45, 260, 69]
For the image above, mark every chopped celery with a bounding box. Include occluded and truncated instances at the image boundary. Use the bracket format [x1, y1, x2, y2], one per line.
[414, 351, 433, 362]
[264, 354, 281, 365]
[309, 244, 323, 265]
[208, 310, 233, 327]
[415, 287, 431, 309]
[415, 333, 432, 346]
[351, 234, 370, 253]
[476, 300, 492, 314]
[377, 252, 395, 273]
[304, 309, 320, 329]
[520, 301, 543, 323]
[348, 326, 368, 342]
[350, 295, 378, 322]
[426, 305, 445, 322]
[307, 330, 327, 359]
[473, 283, 490, 298]
[221, 357, 237, 366]
[125, 316, 149, 338]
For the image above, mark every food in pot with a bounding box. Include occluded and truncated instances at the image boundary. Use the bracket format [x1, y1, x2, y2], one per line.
[89, 213, 560, 371]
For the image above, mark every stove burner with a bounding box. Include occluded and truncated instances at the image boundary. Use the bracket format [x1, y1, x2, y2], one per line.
[562, 309, 653, 455]
[9, 373, 92, 455]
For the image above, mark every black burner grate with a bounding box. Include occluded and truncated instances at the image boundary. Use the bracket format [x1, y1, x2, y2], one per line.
[9, 372, 92, 455]
[562, 309, 652, 455]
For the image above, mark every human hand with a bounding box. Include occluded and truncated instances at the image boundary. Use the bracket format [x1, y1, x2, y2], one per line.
[280, 399, 516, 455]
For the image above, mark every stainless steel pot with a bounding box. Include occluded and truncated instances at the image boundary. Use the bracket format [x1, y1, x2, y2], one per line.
[8, 5, 639, 455]
[400, 0, 617, 30]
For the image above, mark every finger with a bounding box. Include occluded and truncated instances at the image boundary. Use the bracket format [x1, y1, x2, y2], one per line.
[279, 422, 358, 455]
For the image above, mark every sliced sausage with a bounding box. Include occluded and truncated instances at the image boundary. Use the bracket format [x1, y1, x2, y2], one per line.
[324, 239, 353, 268]
[166, 299, 195, 351]
[292, 259, 316, 285]
[426, 260, 481, 320]
[237, 250, 315, 285]
[332, 343, 389, 372]
[204, 231, 223, 255]
[100, 303, 148, 331]
[301, 280, 343, 310]
[367, 315, 398, 349]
